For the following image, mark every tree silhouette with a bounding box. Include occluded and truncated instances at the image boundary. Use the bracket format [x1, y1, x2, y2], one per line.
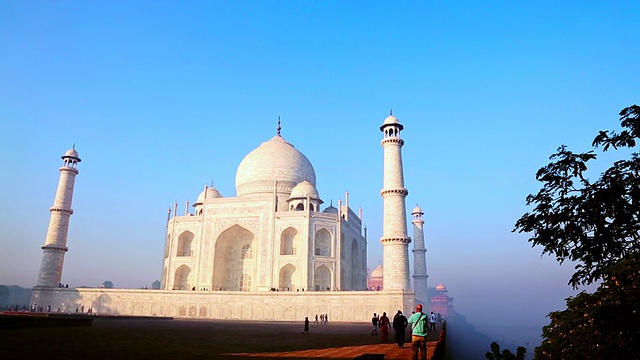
[515, 105, 640, 359]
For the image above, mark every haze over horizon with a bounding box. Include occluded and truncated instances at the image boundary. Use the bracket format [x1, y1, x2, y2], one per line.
[1, 1, 637, 352]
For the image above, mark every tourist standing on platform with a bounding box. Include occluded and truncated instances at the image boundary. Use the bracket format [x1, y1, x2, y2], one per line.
[379, 312, 390, 342]
[315, 314, 318, 324]
[303, 317, 310, 335]
[429, 312, 437, 331]
[371, 313, 379, 335]
[408, 304, 428, 360]
[393, 310, 408, 348]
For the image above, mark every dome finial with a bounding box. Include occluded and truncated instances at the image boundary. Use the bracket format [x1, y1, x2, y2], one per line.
[277, 116, 281, 135]
[72, 143, 76, 149]
[390, 109, 393, 115]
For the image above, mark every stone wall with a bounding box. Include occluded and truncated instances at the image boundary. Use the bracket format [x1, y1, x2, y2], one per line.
[31, 288, 414, 322]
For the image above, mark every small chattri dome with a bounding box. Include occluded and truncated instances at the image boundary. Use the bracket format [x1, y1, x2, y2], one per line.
[289, 180, 319, 199]
[194, 186, 223, 205]
[371, 265, 384, 278]
[62, 147, 80, 161]
[380, 113, 404, 131]
[412, 205, 423, 214]
[436, 283, 447, 292]
[383, 115, 399, 125]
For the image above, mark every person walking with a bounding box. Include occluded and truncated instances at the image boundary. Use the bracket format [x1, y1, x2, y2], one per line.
[379, 312, 390, 342]
[408, 304, 429, 360]
[371, 313, 379, 335]
[303, 317, 310, 335]
[315, 314, 319, 324]
[393, 310, 408, 348]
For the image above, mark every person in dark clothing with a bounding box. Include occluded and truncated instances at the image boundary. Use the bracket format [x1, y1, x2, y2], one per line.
[393, 310, 408, 348]
[371, 313, 379, 335]
[303, 317, 310, 334]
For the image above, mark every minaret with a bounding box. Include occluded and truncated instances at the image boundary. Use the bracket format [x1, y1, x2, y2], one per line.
[35, 147, 81, 288]
[412, 205, 428, 303]
[379, 111, 411, 290]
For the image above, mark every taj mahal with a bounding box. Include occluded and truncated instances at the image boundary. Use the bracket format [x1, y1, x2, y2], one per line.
[31, 113, 431, 322]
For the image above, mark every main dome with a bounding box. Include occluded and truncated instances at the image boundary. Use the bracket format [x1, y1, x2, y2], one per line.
[235, 134, 316, 197]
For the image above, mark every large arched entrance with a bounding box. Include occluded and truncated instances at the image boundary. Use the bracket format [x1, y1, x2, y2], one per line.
[213, 225, 255, 291]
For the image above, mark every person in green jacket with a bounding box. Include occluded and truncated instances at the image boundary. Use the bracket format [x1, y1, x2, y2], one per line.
[407, 304, 428, 360]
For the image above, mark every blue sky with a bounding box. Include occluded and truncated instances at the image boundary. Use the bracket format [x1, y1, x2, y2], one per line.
[1, 0, 638, 347]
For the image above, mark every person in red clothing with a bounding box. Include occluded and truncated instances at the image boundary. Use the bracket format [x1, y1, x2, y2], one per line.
[379, 312, 390, 342]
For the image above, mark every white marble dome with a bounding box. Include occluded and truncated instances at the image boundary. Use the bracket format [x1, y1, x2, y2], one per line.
[289, 180, 319, 199]
[235, 134, 316, 197]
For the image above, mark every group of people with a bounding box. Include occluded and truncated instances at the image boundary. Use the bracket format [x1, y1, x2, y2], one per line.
[314, 313, 328, 324]
[370, 305, 439, 360]
[302, 304, 439, 360]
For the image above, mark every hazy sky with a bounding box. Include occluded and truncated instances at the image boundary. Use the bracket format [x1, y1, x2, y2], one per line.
[1, 0, 638, 348]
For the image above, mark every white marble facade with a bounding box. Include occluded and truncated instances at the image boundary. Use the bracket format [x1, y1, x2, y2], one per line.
[162, 129, 368, 293]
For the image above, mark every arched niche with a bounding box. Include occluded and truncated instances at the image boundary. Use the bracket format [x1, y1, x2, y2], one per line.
[314, 228, 331, 257]
[314, 264, 331, 291]
[173, 265, 191, 290]
[279, 264, 297, 291]
[280, 227, 298, 255]
[177, 231, 194, 257]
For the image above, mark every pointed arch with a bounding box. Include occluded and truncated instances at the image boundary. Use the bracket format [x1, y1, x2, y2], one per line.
[213, 224, 255, 291]
[279, 264, 297, 291]
[280, 227, 298, 255]
[351, 239, 360, 290]
[173, 265, 191, 290]
[177, 231, 194, 257]
[314, 265, 331, 291]
[314, 228, 331, 256]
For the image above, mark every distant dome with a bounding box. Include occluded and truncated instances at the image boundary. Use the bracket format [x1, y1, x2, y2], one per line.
[436, 283, 447, 292]
[194, 186, 223, 205]
[289, 180, 319, 199]
[62, 147, 80, 161]
[371, 265, 383, 278]
[235, 134, 316, 197]
[412, 205, 423, 214]
[323, 205, 338, 214]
